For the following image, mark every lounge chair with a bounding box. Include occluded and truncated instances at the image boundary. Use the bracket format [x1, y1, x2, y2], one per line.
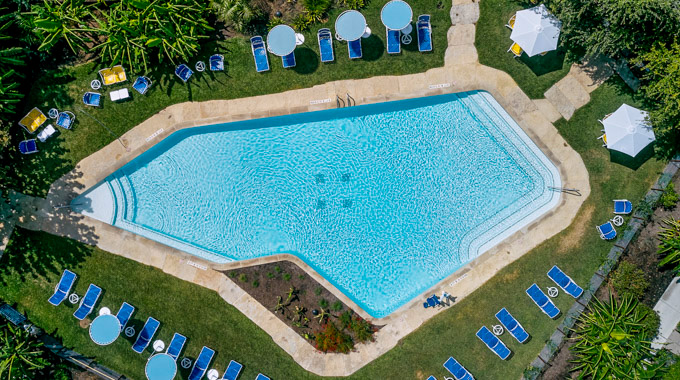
[255, 374, 270, 380]
[166, 333, 187, 361]
[175, 64, 194, 82]
[508, 42, 523, 57]
[48, 269, 77, 306]
[115, 302, 135, 330]
[427, 376, 437, 380]
[614, 199, 633, 214]
[282, 52, 296, 68]
[188, 346, 215, 380]
[73, 284, 102, 320]
[251, 36, 270, 72]
[56, 111, 75, 129]
[598, 134, 607, 147]
[495, 308, 529, 343]
[417, 15, 433, 52]
[526, 283, 560, 319]
[597, 221, 617, 240]
[132, 76, 152, 95]
[506, 14, 516, 29]
[387, 29, 401, 54]
[112, 65, 127, 82]
[98, 68, 117, 86]
[19, 107, 47, 134]
[19, 139, 38, 155]
[476, 326, 511, 360]
[82, 92, 102, 107]
[210, 54, 225, 71]
[37, 125, 57, 142]
[221, 360, 243, 380]
[132, 317, 160, 353]
[443, 356, 474, 380]
[318, 28, 334, 63]
[548, 265, 583, 298]
[348, 39, 362, 59]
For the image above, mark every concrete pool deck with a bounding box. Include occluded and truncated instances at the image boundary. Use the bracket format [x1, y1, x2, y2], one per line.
[10, 0, 599, 376]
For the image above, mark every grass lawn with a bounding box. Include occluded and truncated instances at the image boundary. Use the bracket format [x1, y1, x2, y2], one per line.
[9, 0, 450, 198]
[475, 0, 571, 99]
[0, 77, 667, 379]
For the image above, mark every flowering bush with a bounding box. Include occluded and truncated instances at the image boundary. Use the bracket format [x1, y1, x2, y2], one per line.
[314, 322, 353, 353]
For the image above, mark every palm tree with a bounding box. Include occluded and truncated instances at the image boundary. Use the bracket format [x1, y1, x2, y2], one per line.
[570, 294, 666, 379]
[209, 0, 259, 33]
[0, 323, 49, 379]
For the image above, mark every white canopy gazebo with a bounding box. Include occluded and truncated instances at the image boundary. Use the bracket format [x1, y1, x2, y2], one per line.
[603, 104, 655, 157]
[510, 4, 561, 57]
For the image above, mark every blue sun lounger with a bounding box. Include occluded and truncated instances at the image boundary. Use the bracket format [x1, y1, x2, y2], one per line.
[476, 326, 511, 360]
[221, 360, 243, 380]
[418, 15, 433, 52]
[56, 111, 75, 129]
[82, 92, 101, 107]
[132, 76, 152, 95]
[255, 374, 270, 380]
[132, 317, 160, 353]
[597, 221, 617, 240]
[427, 376, 437, 380]
[548, 265, 583, 298]
[614, 199, 632, 214]
[318, 28, 334, 63]
[73, 284, 102, 320]
[526, 283, 560, 319]
[175, 64, 194, 82]
[210, 54, 225, 71]
[251, 36, 270, 72]
[443, 356, 474, 380]
[495, 308, 529, 343]
[166, 333, 186, 361]
[387, 29, 401, 54]
[48, 269, 77, 306]
[115, 302, 135, 329]
[282, 52, 296, 68]
[348, 39, 362, 59]
[189, 346, 215, 380]
[19, 139, 38, 155]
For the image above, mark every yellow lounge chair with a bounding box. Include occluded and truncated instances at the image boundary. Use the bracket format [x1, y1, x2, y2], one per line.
[98, 68, 117, 86]
[508, 42, 523, 57]
[111, 65, 127, 83]
[598, 134, 607, 147]
[506, 15, 516, 29]
[18, 107, 47, 134]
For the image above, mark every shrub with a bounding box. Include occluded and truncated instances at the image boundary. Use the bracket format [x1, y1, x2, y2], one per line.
[252, 280, 259, 288]
[611, 261, 649, 300]
[665, 360, 680, 380]
[298, 274, 304, 280]
[302, 0, 331, 24]
[350, 315, 375, 343]
[314, 322, 353, 353]
[658, 218, 680, 272]
[292, 14, 311, 31]
[283, 273, 291, 281]
[267, 17, 283, 30]
[331, 301, 343, 312]
[657, 183, 679, 210]
[229, 271, 238, 278]
[319, 298, 329, 308]
[314, 287, 322, 296]
[274, 265, 282, 273]
[238, 273, 248, 282]
[210, 0, 259, 33]
[341, 0, 365, 10]
[636, 303, 661, 340]
[339, 310, 352, 328]
[266, 272, 275, 279]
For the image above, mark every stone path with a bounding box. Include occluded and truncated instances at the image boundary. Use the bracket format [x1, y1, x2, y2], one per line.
[2, 0, 620, 376]
[653, 276, 680, 354]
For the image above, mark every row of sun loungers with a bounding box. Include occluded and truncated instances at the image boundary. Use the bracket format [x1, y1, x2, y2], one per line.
[20, 107, 77, 153]
[597, 199, 633, 240]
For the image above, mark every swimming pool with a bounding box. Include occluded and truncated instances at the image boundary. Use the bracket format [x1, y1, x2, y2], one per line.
[74, 91, 560, 318]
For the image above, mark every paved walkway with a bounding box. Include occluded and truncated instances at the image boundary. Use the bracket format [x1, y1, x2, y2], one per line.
[652, 277, 680, 354]
[5, 0, 614, 376]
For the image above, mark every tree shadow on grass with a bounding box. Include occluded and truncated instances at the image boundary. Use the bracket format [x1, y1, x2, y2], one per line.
[519, 48, 568, 77]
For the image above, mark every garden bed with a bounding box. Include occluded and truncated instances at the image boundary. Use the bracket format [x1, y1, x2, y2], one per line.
[223, 260, 379, 353]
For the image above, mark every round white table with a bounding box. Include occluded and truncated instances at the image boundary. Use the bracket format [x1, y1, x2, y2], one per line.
[99, 307, 111, 316]
[153, 340, 165, 352]
[207, 369, 219, 380]
[89, 314, 121, 345]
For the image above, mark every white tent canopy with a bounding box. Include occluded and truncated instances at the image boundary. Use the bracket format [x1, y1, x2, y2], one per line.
[510, 4, 561, 57]
[603, 104, 655, 157]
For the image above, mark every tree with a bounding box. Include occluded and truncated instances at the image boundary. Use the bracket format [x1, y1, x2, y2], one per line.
[633, 41, 680, 157]
[549, 0, 680, 60]
[30, 0, 95, 53]
[0, 323, 49, 379]
[209, 0, 259, 33]
[570, 294, 666, 379]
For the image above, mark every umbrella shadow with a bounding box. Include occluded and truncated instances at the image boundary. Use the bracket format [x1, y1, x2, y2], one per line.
[609, 143, 656, 170]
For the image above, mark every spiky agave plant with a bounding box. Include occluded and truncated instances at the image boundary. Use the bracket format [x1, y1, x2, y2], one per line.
[210, 0, 259, 33]
[570, 294, 666, 379]
[658, 218, 680, 272]
[0, 323, 49, 379]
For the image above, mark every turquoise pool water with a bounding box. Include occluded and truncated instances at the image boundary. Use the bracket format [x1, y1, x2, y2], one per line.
[74, 91, 560, 318]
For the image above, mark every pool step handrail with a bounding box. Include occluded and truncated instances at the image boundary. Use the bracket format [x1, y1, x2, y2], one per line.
[336, 95, 345, 108]
[548, 186, 581, 196]
[346, 93, 355, 107]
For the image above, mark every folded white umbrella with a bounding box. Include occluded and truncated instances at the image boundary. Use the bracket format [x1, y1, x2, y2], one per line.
[603, 104, 655, 157]
[510, 4, 561, 57]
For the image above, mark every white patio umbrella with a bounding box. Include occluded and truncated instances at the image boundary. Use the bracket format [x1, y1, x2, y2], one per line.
[603, 104, 655, 157]
[510, 4, 561, 57]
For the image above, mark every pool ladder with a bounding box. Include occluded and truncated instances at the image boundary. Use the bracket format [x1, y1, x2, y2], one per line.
[336, 93, 356, 108]
[548, 186, 581, 196]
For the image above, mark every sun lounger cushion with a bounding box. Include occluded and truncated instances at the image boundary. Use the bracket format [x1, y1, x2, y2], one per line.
[614, 200, 632, 214]
[56, 112, 74, 129]
[166, 333, 187, 361]
[318, 29, 334, 63]
[418, 15, 433, 52]
[112, 65, 127, 82]
[132, 317, 160, 353]
[283, 52, 296, 68]
[387, 29, 401, 54]
[19, 139, 38, 155]
[19, 108, 47, 133]
[48, 269, 77, 306]
[251, 36, 270, 72]
[83, 92, 101, 107]
[73, 284, 102, 320]
[526, 283, 560, 318]
[443, 356, 474, 380]
[495, 308, 529, 343]
[255, 374, 270, 380]
[189, 346, 215, 380]
[116, 302, 135, 329]
[476, 326, 511, 360]
[175, 64, 194, 82]
[133, 76, 152, 95]
[221, 360, 243, 380]
[210, 54, 224, 71]
[597, 221, 617, 240]
[37, 125, 57, 142]
[349, 39, 362, 59]
[548, 265, 583, 298]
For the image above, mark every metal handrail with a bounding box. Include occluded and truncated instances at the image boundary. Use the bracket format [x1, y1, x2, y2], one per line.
[346, 93, 355, 107]
[548, 186, 581, 196]
[336, 95, 345, 108]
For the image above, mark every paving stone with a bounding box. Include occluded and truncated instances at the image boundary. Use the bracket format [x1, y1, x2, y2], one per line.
[447, 24, 476, 46]
[444, 44, 478, 66]
[544, 85, 576, 120]
[450, 3, 479, 25]
[569, 58, 614, 93]
[533, 99, 562, 123]
[555, 75, 591, 110]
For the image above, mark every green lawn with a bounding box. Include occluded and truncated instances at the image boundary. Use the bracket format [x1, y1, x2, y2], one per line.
[0, 77, 667, 379]
[10, 0, 450, 198]
[475, 0, 571, 99]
